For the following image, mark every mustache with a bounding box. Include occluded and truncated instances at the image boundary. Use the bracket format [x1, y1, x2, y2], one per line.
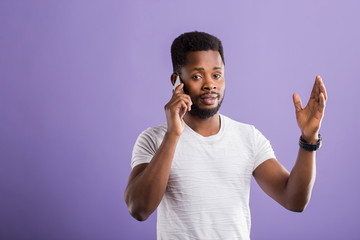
[182, 85, 221, 99]
[198, 92, 220, 99]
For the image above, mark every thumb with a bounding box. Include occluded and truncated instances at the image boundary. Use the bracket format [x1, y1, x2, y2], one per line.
[292, 93, 303, 112]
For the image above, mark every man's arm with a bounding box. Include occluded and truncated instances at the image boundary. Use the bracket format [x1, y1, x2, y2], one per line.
[124, 83, 192, 221]
[124, 133, 179, 221]
[253, 76, 327, 212]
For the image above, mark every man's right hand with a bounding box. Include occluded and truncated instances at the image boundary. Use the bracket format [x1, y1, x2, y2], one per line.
[164, 83, 192, 136]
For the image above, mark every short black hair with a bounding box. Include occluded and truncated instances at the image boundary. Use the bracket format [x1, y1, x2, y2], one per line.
[171, 31, 225, 74]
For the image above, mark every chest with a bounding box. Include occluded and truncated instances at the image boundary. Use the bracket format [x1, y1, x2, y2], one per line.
[166, 137, 254, 199]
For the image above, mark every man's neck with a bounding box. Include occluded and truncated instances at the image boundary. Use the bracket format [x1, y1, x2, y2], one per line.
[183, 112, 221, 137]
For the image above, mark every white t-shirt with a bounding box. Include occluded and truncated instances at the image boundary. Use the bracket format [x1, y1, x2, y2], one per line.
[131, 115, 276, 240]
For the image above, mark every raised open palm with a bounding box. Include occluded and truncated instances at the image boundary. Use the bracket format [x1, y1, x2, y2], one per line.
[292, 76, 328, 142]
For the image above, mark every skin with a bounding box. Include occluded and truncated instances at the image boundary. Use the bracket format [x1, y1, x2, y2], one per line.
[124, 50, 328, 221]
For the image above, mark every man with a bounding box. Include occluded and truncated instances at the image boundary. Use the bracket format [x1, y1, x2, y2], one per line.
[124, 31, 327, 239]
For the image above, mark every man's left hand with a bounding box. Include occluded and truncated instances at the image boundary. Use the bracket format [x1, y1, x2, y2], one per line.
[292, 75, 328, 143]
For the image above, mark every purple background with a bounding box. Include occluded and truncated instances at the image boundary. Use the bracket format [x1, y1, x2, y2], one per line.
[1, 0, 359, 239]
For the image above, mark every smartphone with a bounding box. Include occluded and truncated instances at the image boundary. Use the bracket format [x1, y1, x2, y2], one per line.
[173, 75, 185, 115]
[173, 75, 183, 93]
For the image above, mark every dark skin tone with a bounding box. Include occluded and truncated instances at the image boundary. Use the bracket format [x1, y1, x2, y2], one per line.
[124, 50, 327, 221]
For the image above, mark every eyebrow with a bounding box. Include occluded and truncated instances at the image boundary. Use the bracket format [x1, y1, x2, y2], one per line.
[192, 67, 223, 71]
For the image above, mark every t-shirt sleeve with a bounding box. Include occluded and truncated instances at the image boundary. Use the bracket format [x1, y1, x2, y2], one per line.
[252, 126, 277, 171]
[131, 128, 158, 169]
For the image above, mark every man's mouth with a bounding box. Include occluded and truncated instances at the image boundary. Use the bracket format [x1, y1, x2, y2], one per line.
[199, 93, 220, 105]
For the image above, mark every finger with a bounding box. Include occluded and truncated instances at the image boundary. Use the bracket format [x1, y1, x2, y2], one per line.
[184, 95, 192, 111]
[316, 84, 320, 103]
[172, 97, 186, 107]
[174, 95, 192, 106]
[318, 92, 326, 113]
[309, 76, 318, 101]
[175, 94, 192, 110]
[318, 77, 328, 101]
[180, 97, 192, 113]
[187, 100, 192, 111]
[292, 93, 303, 112]
[179, 101, 188, 119]
[315, 76, 322, 102]
[173, 83, 184, 95]
[173, 97, 189, 111]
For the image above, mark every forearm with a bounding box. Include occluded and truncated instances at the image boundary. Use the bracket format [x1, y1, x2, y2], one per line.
[125, 133, 179, 220]
[285, 147, 316, 211]
[255, 76, 326, 212]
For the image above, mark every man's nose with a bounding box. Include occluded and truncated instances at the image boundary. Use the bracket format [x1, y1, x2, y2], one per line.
[202, 76, 216, 91]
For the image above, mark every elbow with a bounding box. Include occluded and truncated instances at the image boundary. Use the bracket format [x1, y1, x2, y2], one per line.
[124, 191, 151, 221]
[287, 205, 306, 213]
[282, 190, 313, 213]
[284, 199, 309, 213]
[128, 205, 151, 221]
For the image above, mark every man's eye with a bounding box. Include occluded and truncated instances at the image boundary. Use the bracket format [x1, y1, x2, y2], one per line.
[192, 75, 201, 80]
[214, 74, 221, 79]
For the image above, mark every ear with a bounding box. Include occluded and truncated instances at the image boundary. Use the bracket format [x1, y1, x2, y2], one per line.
[170, 73, 177, 86]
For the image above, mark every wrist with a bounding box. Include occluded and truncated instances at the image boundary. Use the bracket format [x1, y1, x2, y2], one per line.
[301, 133, 319, 144]
[165, 131, 181, 141]
[299, 134, 322, 151]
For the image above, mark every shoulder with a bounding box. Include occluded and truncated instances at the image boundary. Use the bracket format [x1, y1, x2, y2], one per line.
[132, 123, 167, 156]
[137, 122, 167, 141]
[222, 114, 255, 133]
[221, 115, 268, 144]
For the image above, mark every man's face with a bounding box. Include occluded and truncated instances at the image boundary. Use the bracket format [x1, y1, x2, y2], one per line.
[180, 50, 225, 119]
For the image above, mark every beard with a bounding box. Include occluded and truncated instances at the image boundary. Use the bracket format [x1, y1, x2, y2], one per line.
[187, 91, 225, 119]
